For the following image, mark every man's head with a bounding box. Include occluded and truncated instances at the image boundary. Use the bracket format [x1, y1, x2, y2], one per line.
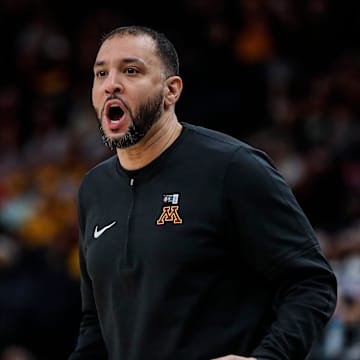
[92, 25, 182, 150]
[100, 26, 180, 78]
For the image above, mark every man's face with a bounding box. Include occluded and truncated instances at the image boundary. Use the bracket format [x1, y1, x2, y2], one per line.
[92, 34, 165, 149]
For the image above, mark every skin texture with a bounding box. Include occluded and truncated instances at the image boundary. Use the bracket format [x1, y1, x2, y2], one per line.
[91, 32, 257, 360]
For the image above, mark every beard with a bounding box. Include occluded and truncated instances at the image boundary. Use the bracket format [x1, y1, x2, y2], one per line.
[98, 91, 163, 150]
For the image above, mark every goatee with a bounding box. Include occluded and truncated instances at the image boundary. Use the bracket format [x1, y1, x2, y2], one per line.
[99, 92, 163, 150]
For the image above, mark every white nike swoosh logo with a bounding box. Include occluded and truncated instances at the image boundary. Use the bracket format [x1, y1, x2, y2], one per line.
[94, 221, 117, 238]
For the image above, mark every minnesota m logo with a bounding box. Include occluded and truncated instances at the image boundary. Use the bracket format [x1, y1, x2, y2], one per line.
[156, 206, 183, 225]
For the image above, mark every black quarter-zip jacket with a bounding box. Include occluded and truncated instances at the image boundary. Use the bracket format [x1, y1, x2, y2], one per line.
[69, 122, 337, 360]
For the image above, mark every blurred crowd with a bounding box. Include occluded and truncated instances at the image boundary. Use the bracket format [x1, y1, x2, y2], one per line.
[1, 0, 360, 359]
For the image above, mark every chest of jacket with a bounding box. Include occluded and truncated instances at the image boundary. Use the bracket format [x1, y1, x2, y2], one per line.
[82, 171, 232, 286]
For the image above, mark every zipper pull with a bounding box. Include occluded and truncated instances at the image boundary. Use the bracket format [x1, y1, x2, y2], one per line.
[130, 178, 135, 187]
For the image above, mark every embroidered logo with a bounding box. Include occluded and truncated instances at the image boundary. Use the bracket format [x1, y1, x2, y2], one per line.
[156, 193, 183, 225]
[94, 221, 117, 238]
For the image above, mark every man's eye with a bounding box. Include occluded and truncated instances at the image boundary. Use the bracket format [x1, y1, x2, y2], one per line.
[126, 67, 138, 74]
[96, 70, 107, 78]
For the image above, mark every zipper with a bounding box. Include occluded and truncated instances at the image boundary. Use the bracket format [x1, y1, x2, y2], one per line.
[123, 177, 135, 267]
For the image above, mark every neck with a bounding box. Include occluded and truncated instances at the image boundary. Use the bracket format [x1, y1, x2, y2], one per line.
[116, 113, 182, 170]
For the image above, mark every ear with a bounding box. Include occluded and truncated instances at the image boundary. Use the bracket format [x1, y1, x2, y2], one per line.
[164, 76, 183, 108]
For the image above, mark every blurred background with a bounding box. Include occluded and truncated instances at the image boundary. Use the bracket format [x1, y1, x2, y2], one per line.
[1, 0, 360, 359]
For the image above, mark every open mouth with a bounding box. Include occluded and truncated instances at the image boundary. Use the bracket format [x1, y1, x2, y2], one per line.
[108, 104, 124, 122]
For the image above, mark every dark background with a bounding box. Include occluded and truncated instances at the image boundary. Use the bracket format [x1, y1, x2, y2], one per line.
[1, 1, 360, 359]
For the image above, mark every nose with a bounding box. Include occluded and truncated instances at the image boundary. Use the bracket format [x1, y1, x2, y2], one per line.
[104, 71, 124, 95]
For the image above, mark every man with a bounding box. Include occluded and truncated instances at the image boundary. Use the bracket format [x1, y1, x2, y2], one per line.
[68, 25, 337, 360]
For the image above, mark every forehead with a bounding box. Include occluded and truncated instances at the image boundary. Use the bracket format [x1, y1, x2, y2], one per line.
[95, 34, 159, 67]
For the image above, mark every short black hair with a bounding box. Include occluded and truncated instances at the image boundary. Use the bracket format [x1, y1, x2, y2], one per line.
[100, 25, 180, 77]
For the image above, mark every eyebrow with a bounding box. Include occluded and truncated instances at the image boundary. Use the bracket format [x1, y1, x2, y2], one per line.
[94, 57, 146, 68]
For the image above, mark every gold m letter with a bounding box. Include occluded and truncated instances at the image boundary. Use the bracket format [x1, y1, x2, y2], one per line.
[156, 206, 183, 225]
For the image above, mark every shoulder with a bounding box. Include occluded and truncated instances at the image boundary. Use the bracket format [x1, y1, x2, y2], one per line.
[79, 155, 118, 193]
[86, 154, 118, 176]
[181, 122, 260, 157]
[182, 122, 274, 166]
[182, 122, 247, 147]
[181, 122, 284, 187]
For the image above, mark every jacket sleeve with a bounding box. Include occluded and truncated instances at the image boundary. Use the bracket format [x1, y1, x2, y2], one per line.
[225, 146, 338, 360]
[68, 186, 107, 360]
